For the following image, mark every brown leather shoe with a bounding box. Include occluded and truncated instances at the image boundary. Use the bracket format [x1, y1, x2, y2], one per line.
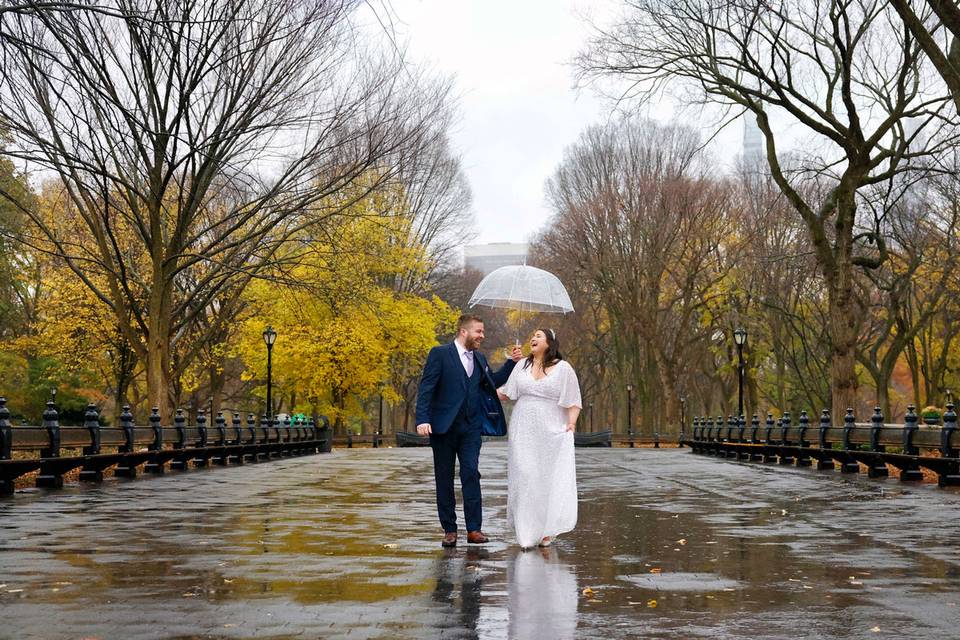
[466, 531, 489, 544]
[441, 532, 457, 548]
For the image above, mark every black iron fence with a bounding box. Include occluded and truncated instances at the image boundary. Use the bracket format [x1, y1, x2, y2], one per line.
[685, 404, 960, 487]
[0, 398, 332, 496]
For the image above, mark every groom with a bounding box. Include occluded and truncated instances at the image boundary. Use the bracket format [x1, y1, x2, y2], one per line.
[416, 314, 522, 547]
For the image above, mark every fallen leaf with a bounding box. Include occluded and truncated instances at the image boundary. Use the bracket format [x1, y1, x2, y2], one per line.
[223, 579, 233, 584]
[383, 543, 398, 549]
[676, 539, 687, 545]
[582, 587, 595, 597]
[6, 589, 23, 593]
[588, 598, 602, 603]
[647, 599, 658, 608]
[650, 568, 662, 574]
[870, 627, 881, 633]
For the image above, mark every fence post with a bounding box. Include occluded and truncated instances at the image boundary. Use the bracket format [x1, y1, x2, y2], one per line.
[318, 415, 332, 453]
[750, 414, 763, 461]
[36, 402, 63, 488]
[723, 415, 734, 458]
[0, 398, 10, 461]
[78, 403, 103, 482]
[272, 417, 283, 458]
[839, 408, 860, 473]
[259, 415, 271, 461]
[867, 406, 888, 478]
[940, 404, 960, 486]
[144, 408, 165, 475]
[281, 415, 292, 457]
[899, 405, 923, 481]
[0, 398, 13, 494]
[779, 412, 794, 465]
[763, 414, 776, 463]
[170, 409, 188, 471]
[797, 411, 812, 466]
[192, 410, 209, 467]
[244, 413, 257, 462]
[817, 409, 834, 470]
[114, 405, 138, 478]
[212, 411, 227, 466]
[228, 411, 243, 464]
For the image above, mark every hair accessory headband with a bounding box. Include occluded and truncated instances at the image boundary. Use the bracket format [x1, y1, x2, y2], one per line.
[548, 328, 556, 340]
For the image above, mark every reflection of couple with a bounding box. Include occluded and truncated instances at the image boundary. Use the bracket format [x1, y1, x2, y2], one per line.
[431, 546, 579, 640]
[416, 314, 581, 549]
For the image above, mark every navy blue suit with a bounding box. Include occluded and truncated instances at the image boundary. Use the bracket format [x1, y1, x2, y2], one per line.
[416, 342, 516, 533]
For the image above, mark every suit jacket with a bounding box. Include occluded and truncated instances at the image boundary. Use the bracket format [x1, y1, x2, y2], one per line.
[415, 341, 516, 436]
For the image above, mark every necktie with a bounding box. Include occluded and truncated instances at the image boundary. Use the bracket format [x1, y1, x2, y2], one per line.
[464, 350, 474, 377]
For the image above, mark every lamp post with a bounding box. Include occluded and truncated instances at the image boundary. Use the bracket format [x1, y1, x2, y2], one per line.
[733, 328, 747, 419]
[589, 401, 594, 433]
[627, 383, 634, 448]
[263, 326, 277, 422]
[680, 396, 686, 440]
[50, 386, 57, 409]
[375, 390, 383, 449]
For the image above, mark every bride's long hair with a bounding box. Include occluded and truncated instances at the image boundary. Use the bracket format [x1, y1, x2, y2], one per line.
[522, 328, 564, 370]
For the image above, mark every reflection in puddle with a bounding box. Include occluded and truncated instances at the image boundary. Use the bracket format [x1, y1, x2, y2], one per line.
[508, 547, 578, 640]
[618, 571, 742, 592]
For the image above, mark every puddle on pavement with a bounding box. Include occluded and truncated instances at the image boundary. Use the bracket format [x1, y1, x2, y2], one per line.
[2, 448, 960, 639]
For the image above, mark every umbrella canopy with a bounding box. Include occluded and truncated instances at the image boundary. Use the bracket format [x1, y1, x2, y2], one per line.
[468, 265, 574, 314]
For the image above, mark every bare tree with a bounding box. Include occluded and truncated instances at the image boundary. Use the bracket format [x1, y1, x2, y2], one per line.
[0, 0, 453, 418]
[890, 0, 960, 112]
[579, 0, 959, 416]
[540, 117, 734, 434]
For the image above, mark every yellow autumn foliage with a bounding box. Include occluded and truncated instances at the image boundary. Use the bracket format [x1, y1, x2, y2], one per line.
[234, 197, 456, 425]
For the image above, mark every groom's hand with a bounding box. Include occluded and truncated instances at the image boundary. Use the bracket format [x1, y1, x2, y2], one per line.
[416, 423, 432, 436]
[510, 345, 523, 362]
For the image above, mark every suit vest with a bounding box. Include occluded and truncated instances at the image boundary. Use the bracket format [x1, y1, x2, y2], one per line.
[456, 357, 483, 428]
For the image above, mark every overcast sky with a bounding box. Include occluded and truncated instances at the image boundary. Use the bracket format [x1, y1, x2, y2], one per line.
[387, 0, 746, 250]
[387, 0, 621, 246]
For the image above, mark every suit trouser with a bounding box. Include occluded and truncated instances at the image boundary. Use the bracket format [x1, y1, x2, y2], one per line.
[430, 418, 483, 533]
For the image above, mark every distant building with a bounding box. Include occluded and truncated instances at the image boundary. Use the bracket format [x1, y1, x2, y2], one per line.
[743, 115, 764, 163]
[464, 242, 529, 276]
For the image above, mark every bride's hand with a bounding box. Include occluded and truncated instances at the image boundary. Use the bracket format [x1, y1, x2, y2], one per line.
[497, 391, 509, 401]
[565, 423, 576, 432]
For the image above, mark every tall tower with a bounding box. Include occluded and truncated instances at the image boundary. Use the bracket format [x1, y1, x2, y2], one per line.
[742, 115, 764, 163]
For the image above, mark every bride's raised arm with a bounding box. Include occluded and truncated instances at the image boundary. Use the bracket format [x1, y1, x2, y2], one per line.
[498, 360, 522, 402]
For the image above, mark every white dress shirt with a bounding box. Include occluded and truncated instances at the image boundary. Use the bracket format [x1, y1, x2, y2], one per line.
[455, 339, 475, 377]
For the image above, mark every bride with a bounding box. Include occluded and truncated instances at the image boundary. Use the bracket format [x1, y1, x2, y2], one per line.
[498, 328, 581, 549]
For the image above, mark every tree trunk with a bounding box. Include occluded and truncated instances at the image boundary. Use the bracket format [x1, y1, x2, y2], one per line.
[146, 277, 173, 421]
[828, 284, 859, 418]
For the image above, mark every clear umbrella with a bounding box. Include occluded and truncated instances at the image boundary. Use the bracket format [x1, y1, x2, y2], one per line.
[468, 265, 574, 313]
[468, 265, 574, 344]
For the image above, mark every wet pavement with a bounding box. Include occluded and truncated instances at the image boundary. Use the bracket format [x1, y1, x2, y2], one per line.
[2, 445, 960, 640]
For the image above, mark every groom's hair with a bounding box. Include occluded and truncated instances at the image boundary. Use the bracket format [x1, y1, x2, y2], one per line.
[457, 314, 483, 332]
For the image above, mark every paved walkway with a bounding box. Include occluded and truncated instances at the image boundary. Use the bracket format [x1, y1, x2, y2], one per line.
[2, 445, 960, 639]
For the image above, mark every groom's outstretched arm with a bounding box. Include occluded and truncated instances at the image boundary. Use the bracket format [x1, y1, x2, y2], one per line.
[490, 358, 517, 387]
[415, 346, 443, 427]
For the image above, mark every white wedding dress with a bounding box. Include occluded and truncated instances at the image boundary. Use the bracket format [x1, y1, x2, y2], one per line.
[499, 359, 581, 548]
